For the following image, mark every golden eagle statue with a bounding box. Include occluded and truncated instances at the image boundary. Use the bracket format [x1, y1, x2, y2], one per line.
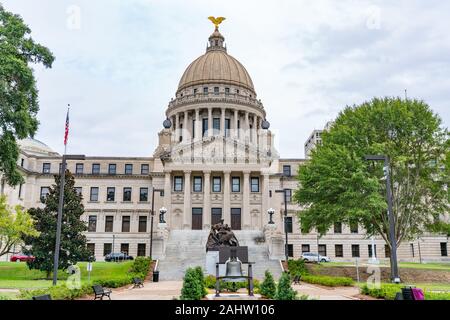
[208, 16, 226, 30]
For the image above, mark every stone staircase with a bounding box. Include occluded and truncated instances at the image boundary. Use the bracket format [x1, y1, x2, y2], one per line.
[157, 230, 282, 281]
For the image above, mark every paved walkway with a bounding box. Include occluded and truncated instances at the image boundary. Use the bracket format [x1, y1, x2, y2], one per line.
[97, 281, 360, 300]
[293, 282, 361, 300]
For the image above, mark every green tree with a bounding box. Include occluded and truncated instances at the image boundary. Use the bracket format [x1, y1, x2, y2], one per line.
[0, 4, 54, 186]
[0, 195, 38, 257]
[275, 272, 297, 300]
[294, 97, 448, 270]
[193, 266, 208, 298]
[24, 170, 90, 278]
[260, 270, 277, 299]
[180, 267, 204, 300]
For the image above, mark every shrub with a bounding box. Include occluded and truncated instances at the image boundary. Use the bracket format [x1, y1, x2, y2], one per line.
[193, 266, 208, 298]
[275, 272, 297, 300]
[129, 257, 152, 279]
[360, 284, 450, 300]
[288, 259, 308, 276]
[19, 283, 93, 300]
[180, 267, 204, 300]
[204, 274, 259, 293]
[301, 275, 353, 287]
[260, 270, 277, 299]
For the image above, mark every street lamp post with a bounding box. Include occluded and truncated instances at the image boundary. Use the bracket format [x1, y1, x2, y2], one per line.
[267, 208, 275, 224]
[150, 188, 164, 259]
[275, 189, 289, 262]
[364, 155, 400, 282]
[53, 154, 85, 286]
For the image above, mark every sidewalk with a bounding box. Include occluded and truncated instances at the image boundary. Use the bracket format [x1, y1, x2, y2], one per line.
[293, 282, 361, 300]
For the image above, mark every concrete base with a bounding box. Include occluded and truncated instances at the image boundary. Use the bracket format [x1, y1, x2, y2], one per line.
[205, 251, 226, 276]
[206, 293, 261, 300]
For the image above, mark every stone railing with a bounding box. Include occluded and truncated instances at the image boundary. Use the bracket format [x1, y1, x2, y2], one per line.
[167, 92, 264, 110]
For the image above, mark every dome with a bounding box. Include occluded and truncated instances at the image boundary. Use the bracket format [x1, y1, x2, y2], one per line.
[177, 30, 255, 94]
[18, 138, 59, 156]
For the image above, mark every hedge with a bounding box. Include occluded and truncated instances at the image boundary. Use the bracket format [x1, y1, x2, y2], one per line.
[360, 284, 450, 300]
[301, 275, 354, 287]
[204, 275, 260, 293]
[287, 259, 308, 276]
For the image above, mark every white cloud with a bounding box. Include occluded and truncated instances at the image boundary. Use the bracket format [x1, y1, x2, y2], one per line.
[2, 0, 449, 158]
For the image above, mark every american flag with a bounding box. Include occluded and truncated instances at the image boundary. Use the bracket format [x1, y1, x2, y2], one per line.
[64, 108, 69, 146]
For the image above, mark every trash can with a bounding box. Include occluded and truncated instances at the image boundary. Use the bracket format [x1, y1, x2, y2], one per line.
[153, 270, 159, 282]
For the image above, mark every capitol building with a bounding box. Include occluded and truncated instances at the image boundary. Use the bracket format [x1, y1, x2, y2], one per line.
[1, 24, 448, 278]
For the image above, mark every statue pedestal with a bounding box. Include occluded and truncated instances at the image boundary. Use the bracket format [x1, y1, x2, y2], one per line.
[205, 251, 226, 276]
[264, 224, 285, 260]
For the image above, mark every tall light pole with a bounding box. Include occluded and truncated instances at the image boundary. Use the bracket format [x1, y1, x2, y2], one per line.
[275, 189, 289, 262]
[364, 155, 400, 282]
[53, 154, 85, 286]
[150, 188, 164, 259]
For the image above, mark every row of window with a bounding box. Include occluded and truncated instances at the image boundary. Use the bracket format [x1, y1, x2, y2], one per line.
[287, 242, 449, 258]
[87, 243, 147, 257]
[174, 176, 262, 193]
[88, 215, 149, 233]
[42, 162, 150, 175]
[40, 186, 149, 202]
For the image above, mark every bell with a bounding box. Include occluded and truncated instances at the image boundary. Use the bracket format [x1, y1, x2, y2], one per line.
[223, 249, 246, 282]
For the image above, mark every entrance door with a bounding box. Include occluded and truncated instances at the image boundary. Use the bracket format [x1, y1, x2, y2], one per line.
[231, 208, 241, 230]
[192, 208, 203, 230]
[211, 208, 222, 225]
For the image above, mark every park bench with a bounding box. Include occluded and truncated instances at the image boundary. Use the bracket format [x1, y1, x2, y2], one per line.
[394, 286, 424, 300]
[92, 285, 112, 300]
[32, 294, 52, 300]
[292, 275, 301, 285]
[132, 277, 144, 288]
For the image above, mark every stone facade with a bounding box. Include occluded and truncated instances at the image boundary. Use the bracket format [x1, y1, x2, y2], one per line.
[1, 26, 448, 265]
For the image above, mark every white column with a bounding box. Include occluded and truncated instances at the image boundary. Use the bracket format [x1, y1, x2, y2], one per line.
[164, 171, 172, 226]
[223, 170, 231, 225]
[203, 171, 211, 229]
[262, 173, 269, 226]
[183, 111, 188, 143]
[195, 108, 201, 141]
[243, 170, 250, 229]
[245, 112, 250, 143]
[208, 108, 213, 137]
[175, 113, 179, 143]
[234, 109, 239, 140]
[183, 170, 191, 229]
[221, 108, 226, 137]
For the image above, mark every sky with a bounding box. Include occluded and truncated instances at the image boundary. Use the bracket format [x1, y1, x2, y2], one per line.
[2, 0, 449, 158]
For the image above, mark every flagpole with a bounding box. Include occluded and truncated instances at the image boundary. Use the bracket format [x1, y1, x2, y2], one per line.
[53, 105, 70, 286]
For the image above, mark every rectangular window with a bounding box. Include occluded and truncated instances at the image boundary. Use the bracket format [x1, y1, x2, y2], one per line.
[319, 244, 327, 257]
[20, 158, 24, 167]
[335, 245, 343, 257]
[122, 216, 130, 232]
[125, 164, 133, 175]
[225, 118, 230, 137]
[285, 217, 293, 233]
[410, 243, 414, 258]
[285, 189, 292, 203]
[108, 164, 116, 174]
[441, 242, 448, 257]
[107, 187, 115, 202]
[76, 163, 84, 174]
[18, 184, 23, 198]
[88, 216, 97, 232]
[385, 245, 391, 258]
[283, 165, 291, 177]
[42, 163, 51, 174]
[203, 87, 208, 94]
[213, 118, 220, 134]
[138, 216, 147, 233]
[90, 187, 99, 201]
[352, 245, 360, 258]
[225, 87, 230, 94]
[287, 244, 294, 258]
[193, 88, 198, 95]
[92, 163, 100, 174]
[211, 208, 222, 225]
[174, 176, 183, 192]
[74, 187, 82, 197]
[137, 244, 146, 257]
[334, 222, 342, 234]
[139, 188, 148, 202]
[212, 177, 221, 192]
[214, 86, 219, 95]
[251, 177, 260, 192]
[301, 244, 310, 253]
[103, 243, 112, 256]
[123, 187, 132, 202]
[193, 176, 203, 192]
[120, 243, 129, 255]
[87, 243, 95, 257]
[40, 187, 50, 202]
[141, 164, 149, 175]
[232, 177, 240, 192]
[202, 118, 208, 137]
[350, 221, 359, 234]
[369, 245, 377, 258]
[105, 216, 114, 232]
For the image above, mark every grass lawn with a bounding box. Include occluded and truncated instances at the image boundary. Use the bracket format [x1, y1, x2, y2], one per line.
[322, 261, 450, 271]
[0, 261, 133, 290]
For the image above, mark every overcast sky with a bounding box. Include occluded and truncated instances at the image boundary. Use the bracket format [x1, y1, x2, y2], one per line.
[2, 0, 449, 158]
